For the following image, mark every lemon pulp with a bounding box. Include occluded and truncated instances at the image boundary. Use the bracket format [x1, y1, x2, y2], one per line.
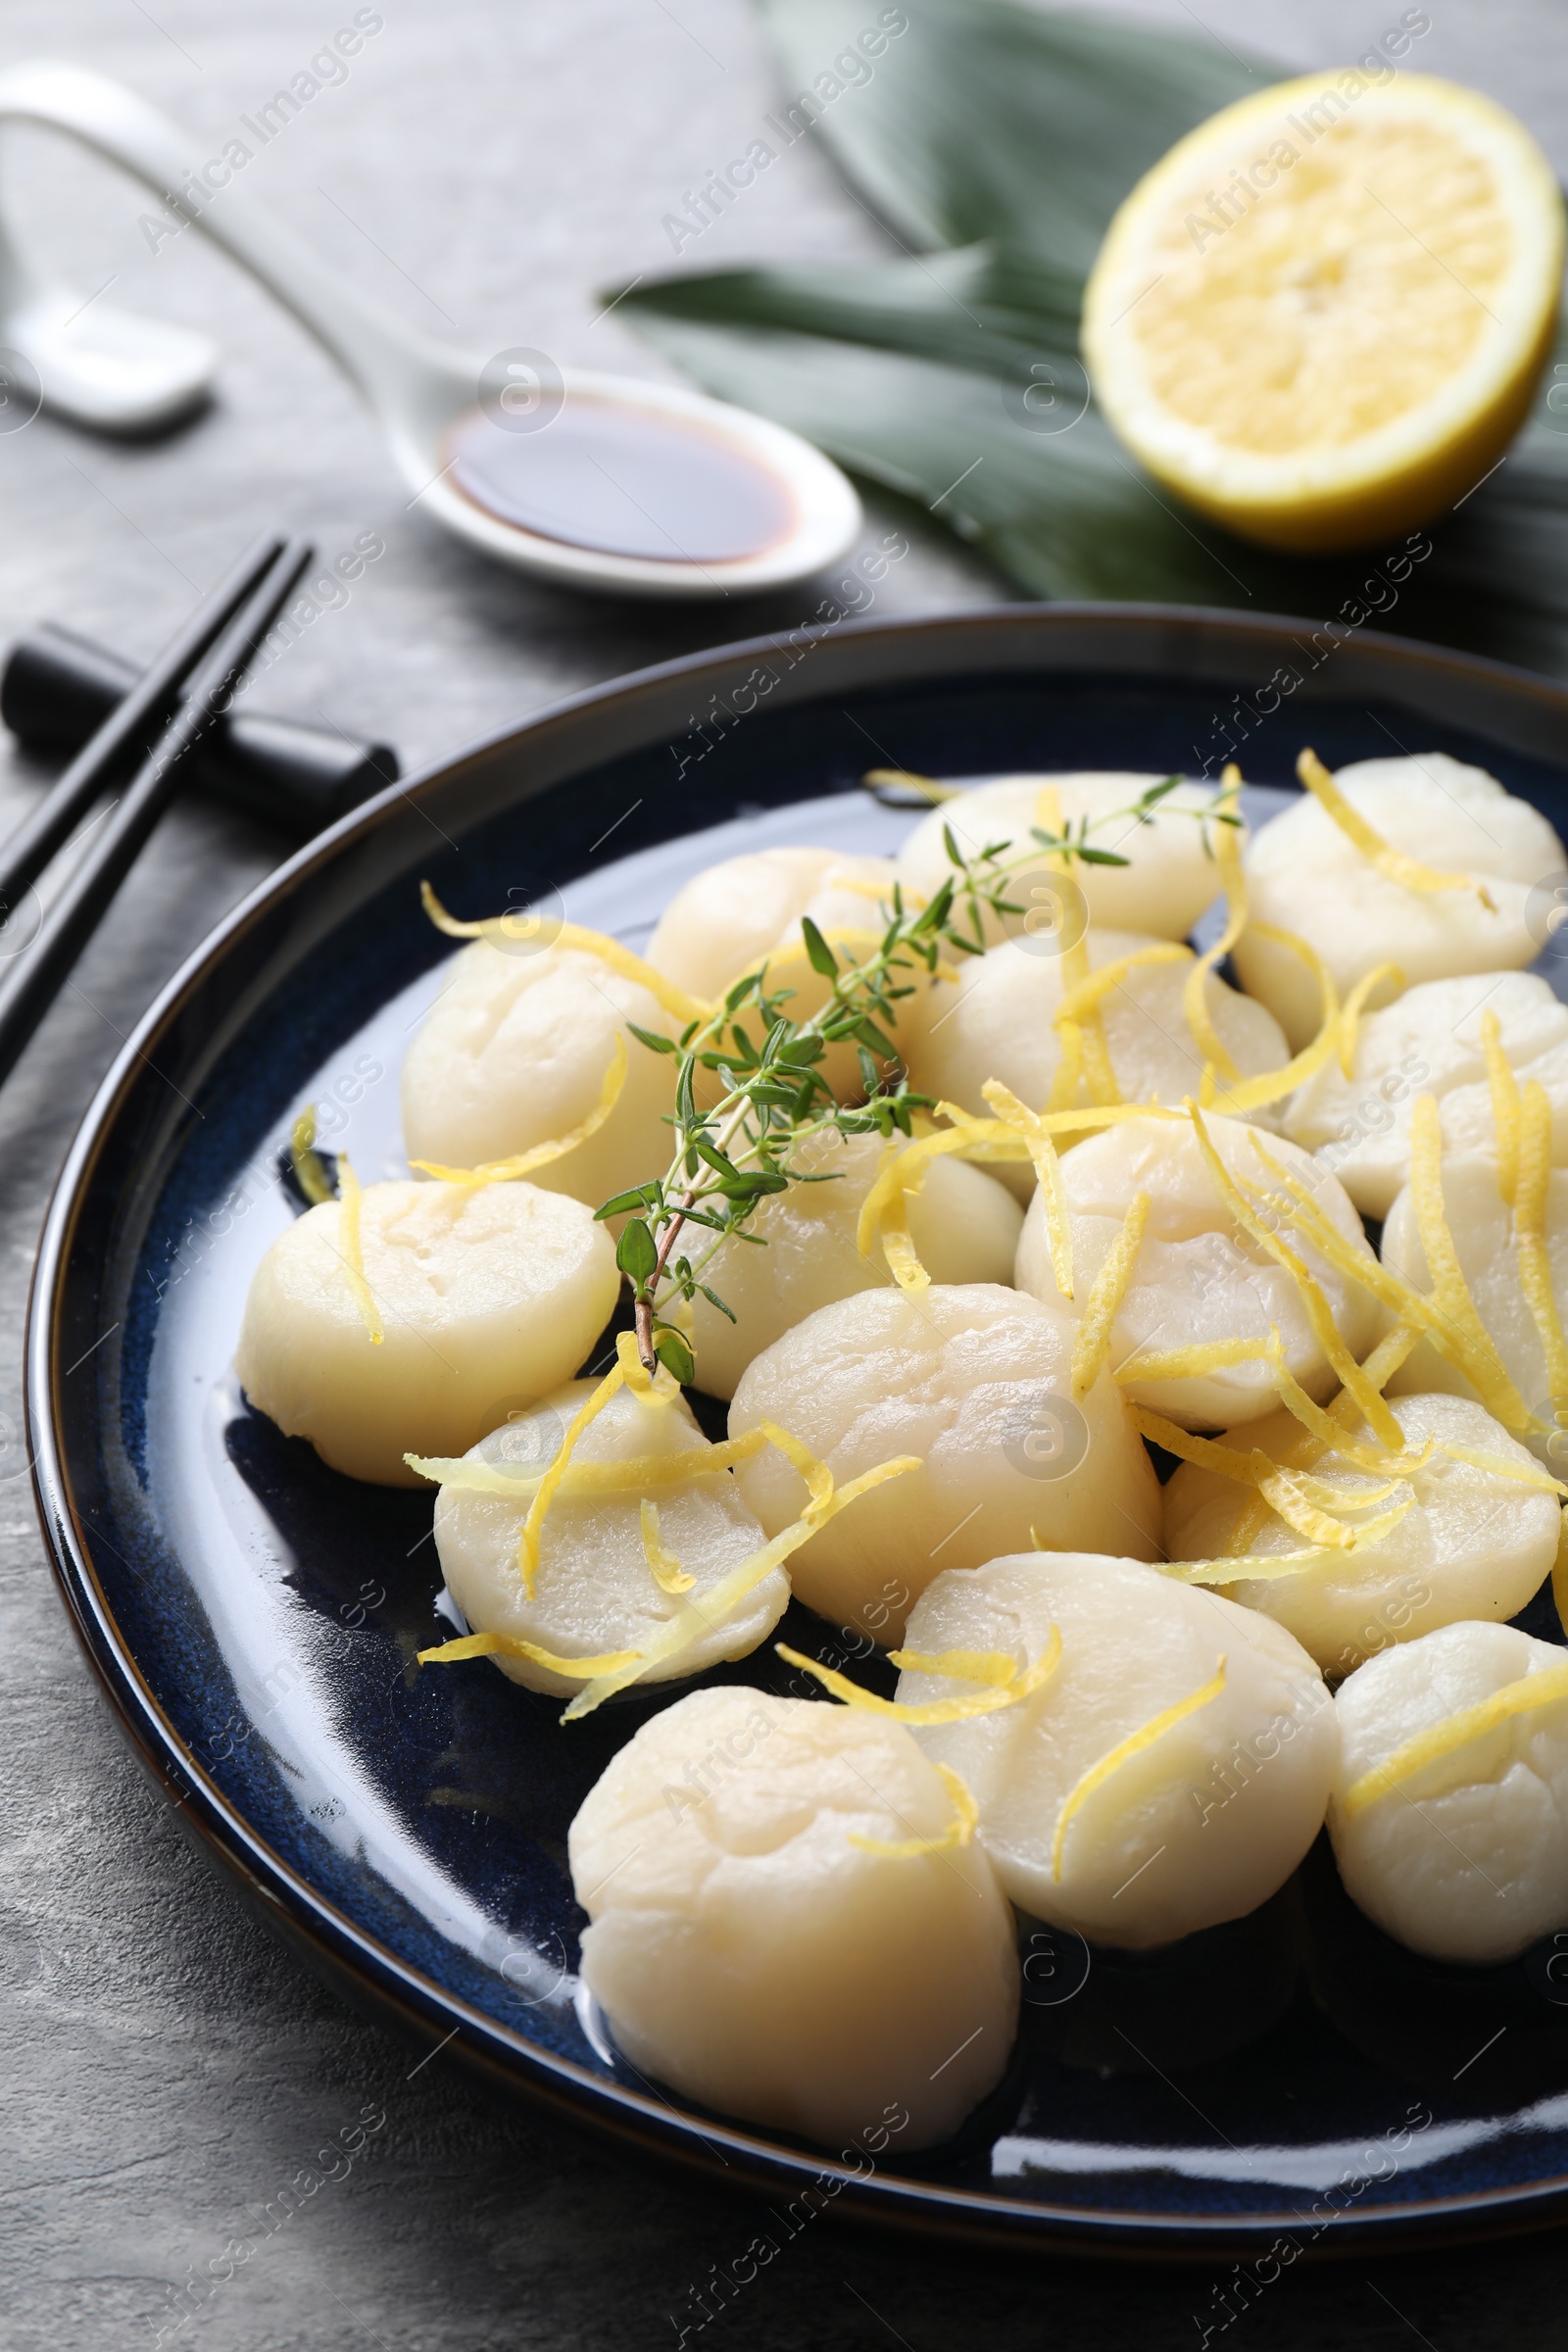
[1083, 72, 1564, 553]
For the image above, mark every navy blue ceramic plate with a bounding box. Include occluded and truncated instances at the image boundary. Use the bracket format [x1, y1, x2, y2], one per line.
[31, 604, 1568, 2258]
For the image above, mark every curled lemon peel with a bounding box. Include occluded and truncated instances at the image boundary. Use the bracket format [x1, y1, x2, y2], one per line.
[782, 1624, 1064, 1727]
[1431, 1440, 1568, 1497]
[403, 1428, 769, 1499]
[983, 1079, 1074, 1298]
[290, 1105, 336, 1205]
[1072, 1191, 1150, 1399]
[1181, 768, 1247, 1085]
[1296, 750, 1496, 914]
[335, 1153, 383, 1346]
[1054, 942, 1191, 1031]
[516, 1361, 627, 1596]
[1207, 922, 1341, 1112]
[640, 1497, 695, 1595]
[420, 879, 710, 1025]
[877, 1186, 930, 1295]
[561, 1445, 921, 1722]
[1051, 1656, 1228, 1882]
[1128, 1404, 1413, 1549]
[1338, 962, 1406, 1079]
[411, 1037, 628, 1186]
[1554, 1508, 1568, 1642]
[1341, 1658, 1568, 1822]
[1516, 1079, 1568, 1414]
[1408, 1094, 1536, 1432]
[416, 1631, 641, 1677]
[848, 1763, 980, 1860]
[1236, 1136, 1522, 1423]
[1482, 1008, 1521, 1208]
[1217, 1321, 1422, 1560]
[861, 766, 959, 806]
[1188, 1102, 1400, 1448]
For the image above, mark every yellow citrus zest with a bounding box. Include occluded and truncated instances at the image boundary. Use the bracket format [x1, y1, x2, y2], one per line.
[403, 1427, 768, 1500]
[984, 1079, 1075, 1298]
[848, 1763, 980, 1860]
[335, 1152, 383, 1346]
[420, 879, 710, 1024]
[1342, 1658, 1568, 1822]
[1208, 922, 1342, 1112]
[1073, 1191, 1150, 1399]
[1483, 1007, 1521, 1207]
[1339, 962, 1406, 1078]
[639, 1497, 695, 1594]
[1189, 1102, 1400, 1446]
[781, 1625, 1064, 1728]
[416, 1630, 641, 1676]
[411, 1037, 627, 1185]
[290, 1104, 336, 1205]
[1409, 1093, 1536, 1430]
[1516, 1078, 1568, 1415]
[1297, 751, 1495, 911]
[1051, 1656, 1227, 1881]
[1181, 765, 1247, 1085]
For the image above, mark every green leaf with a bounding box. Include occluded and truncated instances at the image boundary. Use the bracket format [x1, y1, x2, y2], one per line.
[755, 0, 1269, 271]
[799, 915, 839, 978]
[1075, 846, 1132, 865]
[699, 1283, 738, 1323]
[626, 1023, 676, 1056]
[596, 1185, 661, 1220]
[615, 1221, 658, 1286]
[653, 1328, 696, 1386]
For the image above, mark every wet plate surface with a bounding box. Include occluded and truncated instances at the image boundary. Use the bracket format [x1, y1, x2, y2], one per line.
[29, 605, 1568, 2256]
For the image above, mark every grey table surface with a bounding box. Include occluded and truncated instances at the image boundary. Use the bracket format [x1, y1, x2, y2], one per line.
[3, 2, 1566, 2346]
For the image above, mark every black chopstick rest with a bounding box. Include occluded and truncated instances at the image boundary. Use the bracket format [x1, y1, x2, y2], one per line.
[1, 622, 399, 835]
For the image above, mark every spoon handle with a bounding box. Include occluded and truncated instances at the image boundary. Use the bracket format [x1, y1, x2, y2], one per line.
[0, 59, 471, 433]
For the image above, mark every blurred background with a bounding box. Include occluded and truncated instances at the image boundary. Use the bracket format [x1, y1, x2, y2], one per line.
[4, 4, 1567, 2347]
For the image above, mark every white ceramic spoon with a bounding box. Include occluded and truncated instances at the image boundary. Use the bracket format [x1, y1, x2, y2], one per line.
[0, 60, 862, 599]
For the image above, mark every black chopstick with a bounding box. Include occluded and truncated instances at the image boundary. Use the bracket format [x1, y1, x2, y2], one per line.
[0, 536, 314, 1093]
[0, 534, 288, 923]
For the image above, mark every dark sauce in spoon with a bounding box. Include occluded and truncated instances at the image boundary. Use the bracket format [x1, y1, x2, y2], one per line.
[445, 398, 798, 565]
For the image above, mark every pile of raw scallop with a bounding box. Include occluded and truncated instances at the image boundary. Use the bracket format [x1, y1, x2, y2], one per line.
[235, 750, 1568, 2155]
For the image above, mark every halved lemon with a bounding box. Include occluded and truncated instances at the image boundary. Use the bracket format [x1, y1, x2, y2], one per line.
[1083, 71, 1564, 553]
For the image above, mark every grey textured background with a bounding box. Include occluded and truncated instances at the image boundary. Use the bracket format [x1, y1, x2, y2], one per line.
[3, 2, 1566, 2346]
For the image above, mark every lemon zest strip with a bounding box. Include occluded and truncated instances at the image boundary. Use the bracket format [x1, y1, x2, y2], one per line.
[862, 767, 960, 806]
[1296, 750, 1496, 913]
[1342, 1660, 1568, 1822]
[335, 1152, 383, 1345]
[1054, 943, 1191, 1030]
[420, 880, 710, 1024]
[1408, 1094, 1536, 1431]
[1188, 1102, 1400, 1447]
[1206, 923, 1342, 1112]
[411, 1038, 628, 1185]
[640, 1497, 695, 1594]
[516, 1361, 627, 1596]
[849, 1763, 980, 1859]
[1051, 1656, 1228, 1882]
[1553, 1507, 1568, 1642]
[404, 1429, 769, 1499]
[1128, 1405, 1410, 1548]
[1516, 1077, 1568, 1415]
[1482, 1008, 1521, 1208]
[1338, 963, 1405, 1079]
[416, 1631, 641, 1675]
[562, 1446, 920, 1721]
[780, 1624, 1063, 1727]
[1432, 1440, 1568, 1497]
[290, 1104, 336, 1204]
[984, 1078, 1075, 1298]
[1180, 769, 1247, 1085]
[1073, 1192, 1150, 1398]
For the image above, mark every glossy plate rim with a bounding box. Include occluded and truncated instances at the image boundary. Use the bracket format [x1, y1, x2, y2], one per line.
[29, 599, 1568, 2263]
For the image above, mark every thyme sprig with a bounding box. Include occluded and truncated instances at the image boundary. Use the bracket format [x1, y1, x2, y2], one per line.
[600, 770, 1242, 1379]
[598, 884, 957, 1380]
